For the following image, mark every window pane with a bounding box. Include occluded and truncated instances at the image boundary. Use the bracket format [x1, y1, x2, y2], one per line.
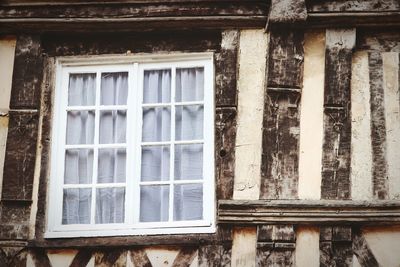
[66, 110, 95, 145]
[96, 188, 125, 224]
[64, 149, 93, 184]
[143, 70, 171, 104]
[142, 107, 171, 142]
[62, 188, 91, 224]
[141, 146, 170, 182]
[174, 144, 203, 180]
[68, 73, 96, 106]
[174, 184, 203, 221]
[99, 110, 127, 144]
[98, 149, 126, 183]
[175, 105, 203, 140]
[101, 72, 128, 105]
[176, 67, 204, 102]
[140, 185, 169, 222]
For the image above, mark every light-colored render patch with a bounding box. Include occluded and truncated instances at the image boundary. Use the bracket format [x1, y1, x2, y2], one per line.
[382, 52, 400, 199]
[295, 226, 320, 267]
[231, 227, 257, 267]
[363, 226, 400, 267]
[298, 30, 325, 200]
[351, 51, 373, 200]
[0, 37, 16, 200]
[47, 250, 78, 267]
[233, 29, 268, 200]
[145, 248, 180, 267]
[26, 253, 35, 267]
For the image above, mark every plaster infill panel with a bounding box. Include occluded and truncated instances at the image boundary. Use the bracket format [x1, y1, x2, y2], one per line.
[298, 30, 325, 200]
[351, 51, 373, 200]
[233, 29, 268, 200]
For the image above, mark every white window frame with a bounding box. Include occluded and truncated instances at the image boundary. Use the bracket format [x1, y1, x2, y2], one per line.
[46, 53, 215, 238]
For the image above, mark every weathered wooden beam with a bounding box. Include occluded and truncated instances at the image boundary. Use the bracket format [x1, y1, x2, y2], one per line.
[352, 228, 379, 267]
[320, 28, 355, 200]
[320, 226, 353, 267]
[256, 225, 295, 266]
[218, 199, 400, 225]
[260, 29, 304, 200]
[267, 0, 307, 27]
[368, 52, 389, 200]
[216, 107, 236, 200]
[308, 0, 399, 12]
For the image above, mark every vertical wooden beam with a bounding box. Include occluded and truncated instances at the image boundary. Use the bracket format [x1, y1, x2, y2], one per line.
[369, 51, 389, 200]
[2, 35, 43, 201]
[320, 28, 356, 267]
[199, 225, 233, 267]
[260, 29, 304, 200]
[321, 28, 355, 200]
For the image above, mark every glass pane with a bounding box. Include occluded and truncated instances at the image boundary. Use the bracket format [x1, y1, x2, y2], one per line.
[176, 67, 204, 102]
[141, 146, 170, 181]
[64, 149, 93, 184]
[142, 107, 171, 142]
[98, 149, 126, 183]
[68, 73, 96, 106]
[99, 110, 127, 144]
[175, 105, 203, 140]
[140, 185, 169, 222]
[143, 70, 171, 103]
[101, 72, 128, 105]
[175, 144, 203, 180]
[66, 110, 95, 145]
[174, 184, 203, 221]
[62, 188, 91, 224]
[96, 188, 125, 224]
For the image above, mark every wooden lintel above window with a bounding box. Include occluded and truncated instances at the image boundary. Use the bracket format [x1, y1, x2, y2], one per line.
[218, 200, 400, 226]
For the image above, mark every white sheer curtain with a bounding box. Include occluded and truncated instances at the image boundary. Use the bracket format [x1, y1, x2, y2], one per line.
[140, 68, 204, 222]
[63, 73, 127, 225]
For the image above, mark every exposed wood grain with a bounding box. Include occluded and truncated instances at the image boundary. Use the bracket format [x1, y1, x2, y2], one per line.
[321, 30, 356, 265]
[171, 247, 197, 267]
[352, 228, 379, 267]
[69, 249, 93, 267]
[260, 30, 304, 200]
[216, 107, 236, 200]
[369, 52, 389, 200]
[9, 35, 43, 109]
[256, 225, 295, 267]
[268, 0, 307, 26]
[130, 249, 152, 267]
[95, 249, 127, 267]
[29, 248, 51, 267]
[2, 111, 39, 200]
[198, 244, 231, 267]
[308, 0, 399, 12]
[321, 29, 355, 200]
[215, 30, 239, 107]
[218, 199, 400, 225]
[320, 226, 352, 267]
[34, 57, 54, 240]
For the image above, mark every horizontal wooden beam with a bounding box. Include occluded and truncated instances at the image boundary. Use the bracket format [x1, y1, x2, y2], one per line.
[218, 200, 400, 225]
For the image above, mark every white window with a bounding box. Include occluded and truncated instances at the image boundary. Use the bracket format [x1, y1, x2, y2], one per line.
[46, 54, 215, 237]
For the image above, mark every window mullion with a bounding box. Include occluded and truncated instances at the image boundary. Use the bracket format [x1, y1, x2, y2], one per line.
[90, 71, 101, 225]
[169, 66, 176, 222]
[132, 63, 142, 224]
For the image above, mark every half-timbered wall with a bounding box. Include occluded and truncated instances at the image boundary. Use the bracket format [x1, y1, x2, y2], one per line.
[1, 0, 400, 266]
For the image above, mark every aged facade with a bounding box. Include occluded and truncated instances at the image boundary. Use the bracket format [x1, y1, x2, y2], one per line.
[0, 0, 400, 266]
